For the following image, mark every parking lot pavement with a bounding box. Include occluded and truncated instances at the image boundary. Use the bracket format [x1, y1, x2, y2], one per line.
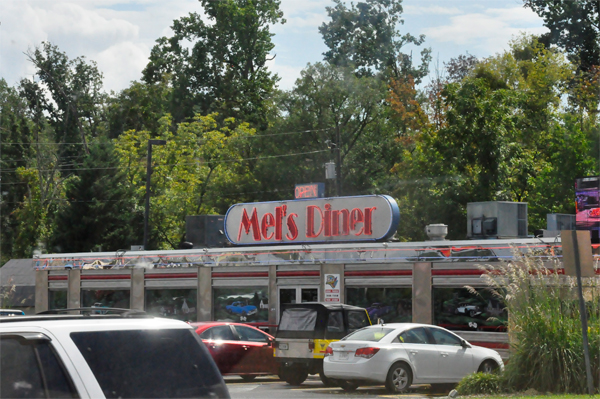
[225, 376, 444, 399]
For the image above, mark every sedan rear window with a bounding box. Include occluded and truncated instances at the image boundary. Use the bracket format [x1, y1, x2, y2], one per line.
[70, 329, 226, 399]
[342, 327, 395, 342]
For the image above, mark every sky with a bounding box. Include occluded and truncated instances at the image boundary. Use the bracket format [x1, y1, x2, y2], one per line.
[0, 0, 548, 94]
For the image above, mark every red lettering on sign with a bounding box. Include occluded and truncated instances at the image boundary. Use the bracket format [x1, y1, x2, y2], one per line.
[295, 185, 318, 199]
[363, 207, 376, 235]
[350, 208, 364, 235]
[324, 204, 332, 237]
[238, 208, 261, 241]
[332, 209, 350, 236]
[286, 213, 299, 240]
[275, 205, 287, 241]
[306, 205, 323, 238]
[261, 212, 275, 240]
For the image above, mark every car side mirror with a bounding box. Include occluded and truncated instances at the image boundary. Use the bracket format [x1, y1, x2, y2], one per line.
[461, 339, 471, 349]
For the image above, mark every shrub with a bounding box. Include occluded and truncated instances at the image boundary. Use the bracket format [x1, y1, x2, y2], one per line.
[475, 248, 600, 393]
[456, 371, 507, 395]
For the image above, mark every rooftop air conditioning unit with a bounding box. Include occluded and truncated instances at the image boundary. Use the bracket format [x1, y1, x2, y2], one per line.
[185, 215, 227, 248]
[546, 213, 576, 231]
[467, 201, 528, 239]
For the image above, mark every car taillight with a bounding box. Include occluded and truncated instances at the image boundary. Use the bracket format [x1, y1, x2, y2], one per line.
[355, 347, 380, 359]
[324, 346, 333, 357]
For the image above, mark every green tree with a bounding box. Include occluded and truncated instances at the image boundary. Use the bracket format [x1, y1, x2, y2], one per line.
[114, 114, 257, 249]
[262, 62, 396, 198]
[143, 0, 285, 128]
[20, 42, 106, 168]
[0, 80, 34, 263]
[319, 0, 430, 80]
[393, 36, 590, 239]
[524, 0, 599, 72]
[49, 141, 142, 253]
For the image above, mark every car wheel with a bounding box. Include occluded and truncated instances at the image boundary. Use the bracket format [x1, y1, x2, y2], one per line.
[338, 380, 359, 392]
[241, 375, 257, 382]
[478, 360, 499, 374]
[385, 362, 412, 393]
[319, 372, 336, 387]
[282, 365, 308, 386]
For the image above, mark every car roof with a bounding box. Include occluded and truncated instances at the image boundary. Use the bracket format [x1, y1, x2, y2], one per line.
[362, 322, 434, 330]
[190, 321, 273, 335]
[0, 314, 192, 333]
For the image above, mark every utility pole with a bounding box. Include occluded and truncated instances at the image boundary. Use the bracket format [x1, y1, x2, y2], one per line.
[143, 139, 167, 250]
[335, 125, 342, 196]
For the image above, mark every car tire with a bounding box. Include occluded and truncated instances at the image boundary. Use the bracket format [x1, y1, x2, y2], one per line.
[319, 372, 336, 387]
[385, 362, 412, 393]
[282, 365, 308, 386]
[241, 375, 257, 382]
[338, 380, 359, 392]
[478, 360, 499, 374]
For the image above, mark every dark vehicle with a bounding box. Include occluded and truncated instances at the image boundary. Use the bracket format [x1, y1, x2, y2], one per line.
[191, 321, 278, 381]
[274, 302, 371, 386]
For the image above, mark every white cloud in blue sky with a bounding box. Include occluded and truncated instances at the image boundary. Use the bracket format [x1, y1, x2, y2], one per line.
[0, 0, 547, 93]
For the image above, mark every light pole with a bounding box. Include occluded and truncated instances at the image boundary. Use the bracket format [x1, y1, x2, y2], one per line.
[143, 139, 167, 250]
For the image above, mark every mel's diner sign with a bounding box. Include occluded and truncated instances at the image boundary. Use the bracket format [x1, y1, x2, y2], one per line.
[224, 195, 400, 245]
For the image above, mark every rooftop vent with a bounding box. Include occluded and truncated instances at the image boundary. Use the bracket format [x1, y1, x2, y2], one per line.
[425, 224, 447, 241]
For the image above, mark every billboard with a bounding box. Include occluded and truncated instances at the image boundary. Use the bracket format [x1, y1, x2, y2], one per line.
[224, 195, 400, 245]
[575, 176, 600, 232]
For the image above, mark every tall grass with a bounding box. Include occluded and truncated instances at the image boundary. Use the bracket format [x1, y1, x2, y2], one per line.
[475, 248, 600, 394]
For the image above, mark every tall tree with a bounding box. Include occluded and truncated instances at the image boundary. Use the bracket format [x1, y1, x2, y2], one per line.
[143, 0, 285, 129]
[0, 80, 34, 262]
[114, 114, 257, 249]
[524, 0, 599, 72]
[50, 141, 141, 253]
[319, 0, 430, 81]
[21, 42, 106, 169]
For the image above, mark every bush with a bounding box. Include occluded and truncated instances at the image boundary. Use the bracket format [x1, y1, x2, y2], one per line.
[476, 249, 600, 393]
[456, 372, 507, 395]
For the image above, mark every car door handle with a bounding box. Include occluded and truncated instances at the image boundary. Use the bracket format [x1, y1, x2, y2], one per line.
[440, 352, 448, 357]
[409, 350, 418, 355]
[243, 345, 248, 350]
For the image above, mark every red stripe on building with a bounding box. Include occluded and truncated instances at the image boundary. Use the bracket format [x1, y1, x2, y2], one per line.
[469, 342, 509, 350]
[145, 273, 198, 279]
[276, 271, 320, 277]
[48, 275, 68, 281]
[212, 272, 269, 278]
[81, 275, 130, 280]
[432, 269, 484, 276]
[345, 270, 412, 277]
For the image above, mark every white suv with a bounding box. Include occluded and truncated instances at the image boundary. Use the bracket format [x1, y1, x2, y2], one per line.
[0, 309, 230, 398]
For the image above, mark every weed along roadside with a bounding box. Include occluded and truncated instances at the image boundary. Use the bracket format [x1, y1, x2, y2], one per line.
[455, 249, 600, 396]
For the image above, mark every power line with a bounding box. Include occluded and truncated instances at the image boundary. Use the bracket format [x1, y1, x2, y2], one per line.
[0, 149, 329, 173]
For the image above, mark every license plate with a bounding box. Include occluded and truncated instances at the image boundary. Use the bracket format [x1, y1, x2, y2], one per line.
[339, 352, 349, 360]
[278, 343, 289, 350]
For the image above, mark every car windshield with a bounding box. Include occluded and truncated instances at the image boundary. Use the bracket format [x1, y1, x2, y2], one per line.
[342, 327, 395, 342]
[70, 329, 226, 399]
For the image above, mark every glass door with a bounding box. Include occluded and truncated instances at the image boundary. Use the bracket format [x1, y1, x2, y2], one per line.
[277, 286, 319, 321]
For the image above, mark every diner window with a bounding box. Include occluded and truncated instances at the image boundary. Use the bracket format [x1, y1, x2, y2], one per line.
[145, 289, 197, 322]
[346, 287, 412, 323]
[433, 287, 507, 332]
[81, 290, 130, 309]
[49, 291, 67, 310]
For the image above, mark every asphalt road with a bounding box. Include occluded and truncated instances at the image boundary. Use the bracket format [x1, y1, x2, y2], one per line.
[225, 376, 446, 399]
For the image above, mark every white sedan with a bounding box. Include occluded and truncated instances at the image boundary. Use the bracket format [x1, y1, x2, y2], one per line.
[323, 323, 503, 393]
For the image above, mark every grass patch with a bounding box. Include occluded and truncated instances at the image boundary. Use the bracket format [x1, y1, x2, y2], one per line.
[456, 372, 507, 395]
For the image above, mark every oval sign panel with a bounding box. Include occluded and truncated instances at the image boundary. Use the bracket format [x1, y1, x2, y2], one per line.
[224, 195, 400, 245]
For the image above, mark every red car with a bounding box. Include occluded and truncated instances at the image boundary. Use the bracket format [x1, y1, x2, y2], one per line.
[191, 322, 279, 381]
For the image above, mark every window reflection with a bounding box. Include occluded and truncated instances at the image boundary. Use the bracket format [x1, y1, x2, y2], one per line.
[81, 290, 130, 309]
[145, 289, 197, 322]
[346, 287, 412, 323]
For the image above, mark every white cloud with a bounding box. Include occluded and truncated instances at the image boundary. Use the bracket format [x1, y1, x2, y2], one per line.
[403, 5, 462, 15]
[266, 57, 304, 91]
[422, 7, 548, 55]
[95, 42, 149, 92]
